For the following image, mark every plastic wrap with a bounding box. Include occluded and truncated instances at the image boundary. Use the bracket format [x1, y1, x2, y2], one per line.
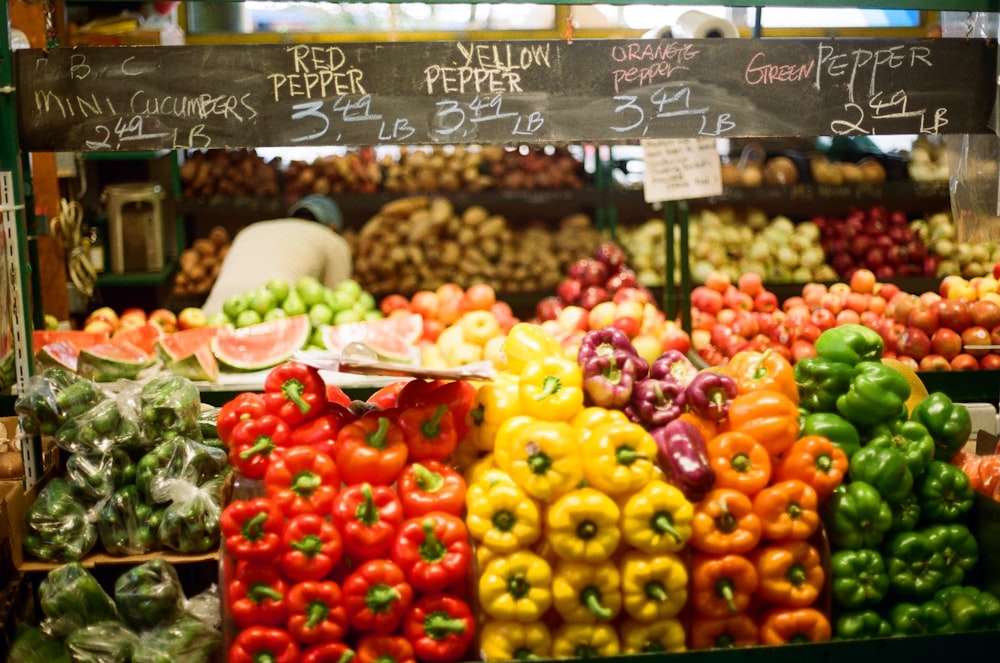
[130, 613, 222, 663]
[139, 373, 204, 441]
[64, 621, 139, 663]
[65, 447, 136, 502]
[98, 484, 164, 555]
[38, 562, 118, 638]
[23, 477, 99, 562]
[113, 558, 187, 632]
[156, 473, 225, 554]
[54, 392, 146, 455]
[6, 626, 71, 663]
[942, 11, 1000, 242]
[15, 368, 105, 436]
[136, 435, 228, 504]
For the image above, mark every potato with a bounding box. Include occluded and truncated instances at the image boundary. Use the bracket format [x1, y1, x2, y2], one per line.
[193, 238, 215, 257]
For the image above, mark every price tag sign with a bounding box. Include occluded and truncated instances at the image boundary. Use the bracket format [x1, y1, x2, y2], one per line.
[640, 138, 723, 203]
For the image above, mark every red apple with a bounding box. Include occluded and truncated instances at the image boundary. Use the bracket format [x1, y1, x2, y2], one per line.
[906, 303, 940, 337]
[556, 278, 583, 305]
[950, 353, 980, 371]
[961, 325, 992, 358]
[810, 308, 837, 331]
[659, 322, 691, 355]
[937, 299, 972, 332]
[612, 316, 641, 339]
[148, 308, 178, 333]
[587, 301, 618, 331]
[177, 306, 208, 330]
[730, 310, 761, 339]
[119, 308, 148, 330]
[534, 296, 563, 322]
[691, 286, 724, 315]
[918, 354, 952, 372]
[753, 290, 778, 313]
[555, 305, 590, 333]
[631, 333, 665, 367]
[930, 327, 963, 361]
[594, 241, 627, 270]
[605, 267, 639, 292]
[790, 338, 817, 362]
[85, 305, 120, 329]
[970, 299, 1000, 330]
[980, 353, 1000, 370]
[569, 259, 609, 288]
[896, 326, 931, 361]
[83, 318, 115, 336]
[737, 272, 764, 297]
[578, 286, 611, 310]
[612, 287, 653, 306]
[491, 301, 517, 332]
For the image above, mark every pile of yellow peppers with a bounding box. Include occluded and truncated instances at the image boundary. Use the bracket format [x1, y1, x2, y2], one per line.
[459, 323, 697, 660]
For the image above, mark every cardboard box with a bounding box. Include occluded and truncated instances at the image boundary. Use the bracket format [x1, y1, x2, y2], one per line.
[0, 416, 58, 490]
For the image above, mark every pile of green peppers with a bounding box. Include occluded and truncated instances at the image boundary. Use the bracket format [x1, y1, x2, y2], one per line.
[796, 324, 998, 638]
[18, 371, 230, 562]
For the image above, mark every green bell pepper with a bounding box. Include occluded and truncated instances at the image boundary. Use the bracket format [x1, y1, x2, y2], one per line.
[98, 485, 162, 555]
[23, 478, 98, 562]
[113, 558, 186, 632]
[800, 411, 862, 459]
[64, 620, 139, 663]
[848, 445, 914, 503]
[814, 323, 884, 366]
[887, 493, 921, 532]
[38, 562, 119, 637]
[136, 436, 227, 504]
[830, 548, 890, 609]
[822, 481, 893, 550]
[7, 626, 72, 663]
[934, 585, 1000, 632]
[925, 523, 978, 588]
[794, 356, 855, 413]
[65, 448, 136, 503]
[889, 600, 954, 636]
[916, 460, 975, 524]
[909, 392, 973, 462]
[884, 530, 948, 599]
[836, 361, 911, 427]
[867, 419, 935, 480]
[833, 609, 893, 640]
[140, 374, 203, 442]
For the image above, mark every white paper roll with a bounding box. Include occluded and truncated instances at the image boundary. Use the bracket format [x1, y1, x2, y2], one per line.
[671, 9, 739, 39]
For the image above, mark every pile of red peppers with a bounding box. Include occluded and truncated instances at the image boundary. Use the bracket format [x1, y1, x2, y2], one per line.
[218, 361, 478, 663]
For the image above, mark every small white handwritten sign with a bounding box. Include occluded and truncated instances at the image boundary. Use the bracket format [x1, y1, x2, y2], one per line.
[640, 138, 723, 203]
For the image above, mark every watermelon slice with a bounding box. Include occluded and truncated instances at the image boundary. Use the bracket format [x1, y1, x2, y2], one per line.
[211, 314, 311, 371]
[155, 326, 223, 382]
[77, 339, 154, 382]
[112, 322, 163, 356]
[32, 329, 109, 350]
[321, 313, 423, 362]
[35, 340, 83, 372]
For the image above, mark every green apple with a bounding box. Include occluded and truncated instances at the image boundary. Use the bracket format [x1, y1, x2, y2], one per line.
[222, 293, 248, 320]
[266, 278, 291, 304]
[264, 308, 288, 322]
[325, 289, 356, 313]
[336, 278, 364, 301]
[282, 291, 307, 317]
[235, 309, 262, 328]
[363, 310, 384, 322]
[334, 308, 364, 325]
[296, 276, 327, 308]
[310, 326, 327, 349]
[248, 287, 277, 316]
[356, 291, 377, 312]
[309, 302, 334, 328]
[207, 312, 231, 327]
[44, 313, 59, 330]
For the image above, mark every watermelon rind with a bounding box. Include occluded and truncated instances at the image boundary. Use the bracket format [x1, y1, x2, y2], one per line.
[155, 326, 223, 364]
[321, 313, 423, 362]
[34, 340, 82, 373]
[211, 314, 311, 371]
[166, 344, 220, 382]
[77, 340, 154, 382]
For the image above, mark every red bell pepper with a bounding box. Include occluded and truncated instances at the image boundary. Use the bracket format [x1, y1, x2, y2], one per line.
[218, 392, 269, 446]
[342, 559, 415, 634]
[356, 634, 415, 663]
[229, 414, 291, 480]
[286, 580, 349, 644]
[397, 404, 458, 461]
[280, 513, 344, 582]
[302, 642, 356, 663]
[288, 409, 353, 458]
[228, 626, 300, 663]
[396, 461, 466, 519]
[367, 380, 409, 410]
[228, 562, 289, 629]
[265, 446, 341, 517]
[390, 512, 472, 594]
[220, 498, 285, 563]
[331, 482, 404, 562]
[397, 380, 475, 441]
[326, 384, 352, 408]
[264, 361, 328, 427]
[396, 380, 446, 408]
[402, 594, 476, 663]
[335, 414, 408, 486]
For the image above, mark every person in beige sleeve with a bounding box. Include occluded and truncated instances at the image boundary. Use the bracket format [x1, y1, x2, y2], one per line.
[201, 195, 352, 317]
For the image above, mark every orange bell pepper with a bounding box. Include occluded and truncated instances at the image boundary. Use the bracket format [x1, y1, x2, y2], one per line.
[772, 435, 848, 500]
[706, 431, 772, 497]
[758, 607, 831, 645]
[689, 553, 759, 618]
[725, 390, 800, 458]
[689, 488, 762, 555]
[676, 412, 718, 445]
[725, 349, 798, 404]
[751, 541, 824, 608]
[751, 480, 820, 542]
[688, 613, 759, 649]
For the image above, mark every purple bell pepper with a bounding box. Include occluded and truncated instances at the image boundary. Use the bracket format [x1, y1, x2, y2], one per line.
[649, 350, 698, 387]
[581, 349, 643, 410]
[685, 371, 738, 422]
[626, 376, 686, 429]
[651, 417, 715, 502]
[578, 327, 649, 377]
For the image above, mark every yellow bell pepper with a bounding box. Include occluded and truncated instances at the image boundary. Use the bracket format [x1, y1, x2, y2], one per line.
[551, 622, 620, 659]
[466, 479, 542, 553]
[518, 356, 584, 422]
[570, 406, 629, 435]
[620, 549, 689, 622]
[552, 559, 622, 624]
[463, 455, 508, 486]
[476, 543, 499, 571]
[469, 371, 521, 452]
[479, 620, 552, 661]
[494, 417, 583, 501]
[478, 550, 553, 623]
[619, 617, 687, 654]
[620, 480, 693, 554]
[581, 420, 658, 496]
[451, 434, 483, 474]
[546, 487, 621, 563]
[502, 323, 564, 375]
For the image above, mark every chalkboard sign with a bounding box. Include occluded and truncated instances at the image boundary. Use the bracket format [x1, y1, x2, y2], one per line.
[14, 38, 996, 151]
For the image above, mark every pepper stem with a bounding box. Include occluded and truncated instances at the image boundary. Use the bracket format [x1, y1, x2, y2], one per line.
[419, 518, 446, 563]
[642, 642, 666, 653]
[374, 656, 398, 663]
[423, 611, 467, 639]
[615, 445, 645, 467]
[238, 436, 275, 461]
[730, 453, 752, 473]
[470, 404, 485, 426]
[338, 652, 356, 663]
[367, 417, 391, 450]
[526, 450, 552, 475]
[715, 497, 738, 534]
[651, 511, 683, 543]
[513, 648, 541, 660]
[574, 644, 598, 659]
[787, 502, 803, 520]
[716, 578, 739, 613]
[715, 633, 736, 648]
[581, 587, 612, 620]
[282, 378, 312, 415]
[420, 405, 448, 440]
[645, 581, 668, 602]
[241, 511, 269, 542]
[290, 533, 323, 559]
[533, 375, 562, 401]
[752, 349, 773, 380]
[292, 470, 321, 497]
[816, 453, 833, 474]
[492, 509, 516, 532]
[305, 600, 330, 629]
[356, 483, 381, 526]
[508, 574, 530, 599]
[414, 463, 443, 493]
[255, 654, 277, 663]
[603, 357, 623, 384]
[576, 520, 598, 540]
[787, 562, 807, 587]
[365, 584, 401, 614]
[248, 582, 284, 605]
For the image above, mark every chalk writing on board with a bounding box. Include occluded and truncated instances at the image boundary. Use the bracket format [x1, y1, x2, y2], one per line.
[611, 86, 734, 137]
[269, 45, 366, 101]
[609, 41, 700, 94]
[431, 94, 544, 140]
[424, 43, 552, 95]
